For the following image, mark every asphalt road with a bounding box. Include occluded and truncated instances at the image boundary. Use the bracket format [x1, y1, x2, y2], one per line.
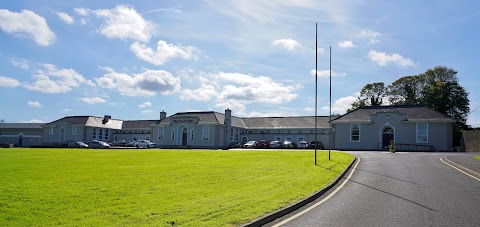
[268, 152, 480, 227]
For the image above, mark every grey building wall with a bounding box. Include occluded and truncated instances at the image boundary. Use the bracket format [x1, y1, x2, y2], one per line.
[239, 128, 332, 149]
[152, 123, 226, 149]
[333, 112, 452, 151]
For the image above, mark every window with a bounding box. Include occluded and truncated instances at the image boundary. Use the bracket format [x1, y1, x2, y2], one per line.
[241, 136, 248, 143]
[146, 136, 150, 140]
[285, 136, 293, 142]
[416, 123, 428, 143]
[259, 130, 265, 134]
[99, 129, 103, 139]
[114, 135, 118, 141]
[158, 126, 164, 140]
[191, 128, 194, 140]
[297, 137, 305, 142]
[48, 127, 54, 135]
[247, 130, 253, 134]
[350, 124, 360, 142]
[235, 129, 239, 142]
[202, 125, 210, 141]
[72, 127, 77, 135]
[92, 128, 97, 139]
[104, 129, 109, 140]
[231, 128, 234, 141]
[171, 129, 175, 140]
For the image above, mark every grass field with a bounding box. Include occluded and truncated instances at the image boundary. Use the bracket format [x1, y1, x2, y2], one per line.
[0, 148, 353, 226]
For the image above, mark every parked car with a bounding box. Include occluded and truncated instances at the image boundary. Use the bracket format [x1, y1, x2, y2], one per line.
[298, 141, 309, 149]
[282, 141, 297, 149]
[134, 140, 157, 148]
[256, 140, 270, 149]
[68, 141, 89, 148]
[126, 141, 136, 147]
[269, 140, 282, 148]
[88, 140, 111, 149]
[242, 141, 257, 148]
[113, 140, 129, 147]
[310, 141, 325, 149]
[229, 142, 245, 148]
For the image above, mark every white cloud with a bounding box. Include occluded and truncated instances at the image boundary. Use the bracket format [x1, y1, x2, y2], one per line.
[368, 50, 415, 67]
[358, 29, 380, 44]
[0, 9, 55, 46]
[139, 101, 152, 108]
[0, 76, 21, 87]
[322, 95, 359, 114]
[74, 8, 89, 16]
[78, 97, 106, 104]
[130, 40, 196, 65]
[27, 101, 42, 107]
[22, 119, 45, 123]
[96, 68, 181, 97]
[56, 12, 74, 24]
[272, 39, 302, 51]
[181, 71, 301, 112]
[338, 40, 355, 48]
[24, 64, 95, 93]
[10, 58, 29, 69]
[141, 110, 153, 115]
[310, 69, 347, 78]
[92, 5, 153, 42]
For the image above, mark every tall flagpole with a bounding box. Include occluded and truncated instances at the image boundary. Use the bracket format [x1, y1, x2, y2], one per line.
[329, 46, 332, 160]
[315, 23, 318, 165]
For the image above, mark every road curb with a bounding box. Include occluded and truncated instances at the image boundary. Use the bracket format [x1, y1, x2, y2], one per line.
[442, 157, 480, 179]
[241, 156, 358, 227]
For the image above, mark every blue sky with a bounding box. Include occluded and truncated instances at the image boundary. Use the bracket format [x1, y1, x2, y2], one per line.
[1, 0, 479, 126]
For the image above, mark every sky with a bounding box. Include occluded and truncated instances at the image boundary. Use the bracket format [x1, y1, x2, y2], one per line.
[1, 0, 479, 126]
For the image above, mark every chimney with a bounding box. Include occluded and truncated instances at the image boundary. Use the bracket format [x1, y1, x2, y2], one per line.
[224, 108, 231, 125]
[102, 115, 111, 124]
[160, 111, 167, 120]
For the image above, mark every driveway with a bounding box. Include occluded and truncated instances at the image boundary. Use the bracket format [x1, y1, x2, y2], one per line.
[267, 152, 480, 227]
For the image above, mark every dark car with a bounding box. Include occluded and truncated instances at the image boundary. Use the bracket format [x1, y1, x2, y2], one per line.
[256, 140, 270, 149]
[282, 141, 297, 149]
[87, 140, 111, 149]
[230, 142, 245, 148]
[310, 141, 324, 149]
[68, 141, 89, 148]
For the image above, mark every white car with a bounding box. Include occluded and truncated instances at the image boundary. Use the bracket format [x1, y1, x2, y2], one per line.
[269, 140, 282, 148]
[298, 141, 309, 148]
[133, 140, 157, 148]
[242, 141, 257, 148]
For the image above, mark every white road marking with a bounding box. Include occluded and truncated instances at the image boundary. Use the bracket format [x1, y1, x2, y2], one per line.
[272, 156, 361, 227]
[440, 157, 480, 181]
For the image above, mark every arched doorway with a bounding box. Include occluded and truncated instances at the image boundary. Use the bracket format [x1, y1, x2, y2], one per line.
[182, 128, 188, 145]
[381, 126, 394, 149]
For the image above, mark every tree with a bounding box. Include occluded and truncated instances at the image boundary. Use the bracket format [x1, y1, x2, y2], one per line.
[419, 66, 470, 131]
[387, 75, 424, 105]
[348, 82, 386, 112]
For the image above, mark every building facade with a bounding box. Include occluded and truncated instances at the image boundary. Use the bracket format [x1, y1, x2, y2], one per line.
[331, 105, 454, 151]
[0, 123, 43, 147]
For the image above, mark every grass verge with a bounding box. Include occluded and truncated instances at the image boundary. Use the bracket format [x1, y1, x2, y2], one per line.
[475, 155, 480, 161]
[0, 148, 353, 226]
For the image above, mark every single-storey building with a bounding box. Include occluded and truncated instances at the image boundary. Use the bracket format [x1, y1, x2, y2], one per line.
[331, 105, 455, 151]
[112, 120, 157, 142]
[0, 123, 43, 147]
[42, 115, 122, 146]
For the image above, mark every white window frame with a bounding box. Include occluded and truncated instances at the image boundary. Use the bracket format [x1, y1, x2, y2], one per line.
[48, 127, 54, 135]
[350, 123, 360, 142]
[104, 129, 109, 140]
[99, 129, 103, 140]
[158, 126, 164, 140]
[92, 128, 97, 139]
[72, 127, 77, 136]
[416, 123, 428, 143]
[202, 125, 210, 141]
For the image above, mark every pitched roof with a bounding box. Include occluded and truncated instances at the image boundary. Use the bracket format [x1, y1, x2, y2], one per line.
[156, 111, 245, 128]
[0, 123, 44, 129]
[242, 116, 331, 129]
[331, 105, 454, 123]
[43, 116, 123, 129]
[121, 120, 157, 129]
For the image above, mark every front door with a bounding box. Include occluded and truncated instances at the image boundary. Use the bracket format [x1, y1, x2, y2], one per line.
[382, 126, 394, 149]
[182, 128, 188, 145]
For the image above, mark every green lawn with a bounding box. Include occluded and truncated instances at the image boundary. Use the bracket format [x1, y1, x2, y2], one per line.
[0, 148, 353, 226]
[475, 155, 480, 161]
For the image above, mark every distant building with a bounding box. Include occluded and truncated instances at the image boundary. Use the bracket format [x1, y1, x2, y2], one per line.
[0, 123, 43, 147]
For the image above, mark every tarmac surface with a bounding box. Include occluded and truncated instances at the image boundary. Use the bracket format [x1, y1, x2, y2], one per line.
[443, 152, 480, 178]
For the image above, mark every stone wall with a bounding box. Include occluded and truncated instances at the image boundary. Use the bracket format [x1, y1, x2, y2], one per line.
[462, 130, 480, 152]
